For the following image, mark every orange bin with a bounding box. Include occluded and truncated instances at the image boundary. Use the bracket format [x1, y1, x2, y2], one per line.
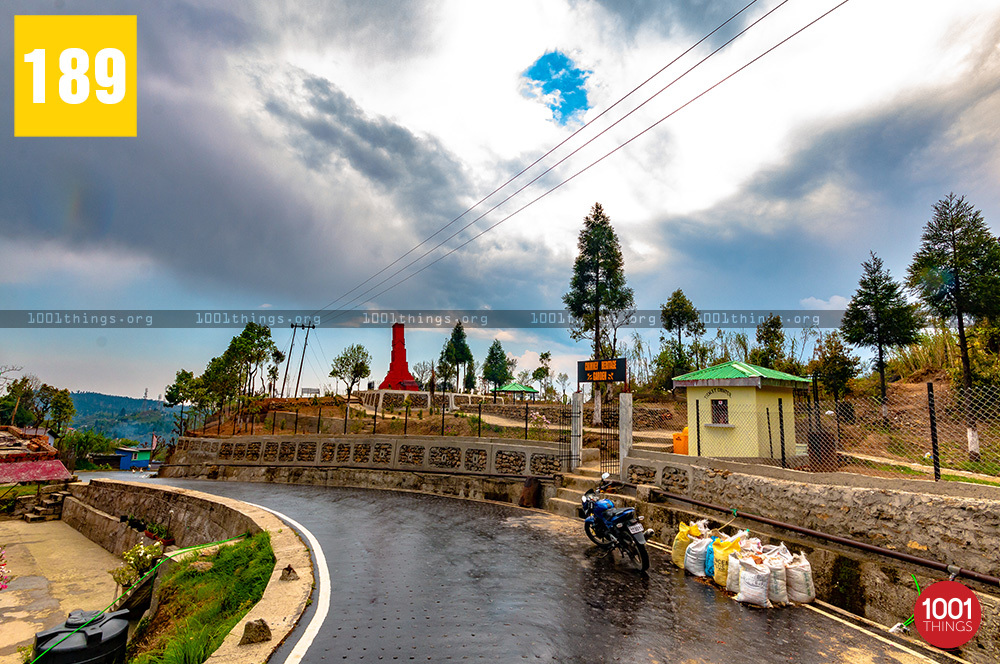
[672, 430, 689, 455]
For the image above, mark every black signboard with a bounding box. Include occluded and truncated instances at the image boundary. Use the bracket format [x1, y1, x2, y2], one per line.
[577, 357, 627, 383]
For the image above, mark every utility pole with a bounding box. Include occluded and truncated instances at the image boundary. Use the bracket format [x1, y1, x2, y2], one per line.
[294, 323, 315, 399]
[281, 323, 298, 398]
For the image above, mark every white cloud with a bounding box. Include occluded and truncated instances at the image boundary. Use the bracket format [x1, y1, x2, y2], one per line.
[800, 295, 850, 310]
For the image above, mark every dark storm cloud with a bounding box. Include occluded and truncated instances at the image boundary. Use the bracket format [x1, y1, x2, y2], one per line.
[637, 71, 1000, 308]
[586, 0, 754, 44]
[0, 1, 462, 307]
[263, 71, 470, 226]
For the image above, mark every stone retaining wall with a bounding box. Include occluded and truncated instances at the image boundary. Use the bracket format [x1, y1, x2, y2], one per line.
[158, 464, 555, 508]
[618, 452, 1000, 579]
[62, 479, 313, 664]
[66, 480, 263, 552]
[174, 434, 566, 477]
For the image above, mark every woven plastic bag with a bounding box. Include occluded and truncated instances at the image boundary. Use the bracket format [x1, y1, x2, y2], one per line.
[765, 557, 789, 605]
[726, 552, 742, 593]
[713, 537, 743, 587]
[685, 536, 712, 577]
[785, 552, 816, 603]
[735, 557, 772, 608]
[671, 521, 705, 569]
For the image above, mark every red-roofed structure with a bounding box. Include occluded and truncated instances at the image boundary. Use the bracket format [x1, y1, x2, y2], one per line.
[0, 459, 72, 483]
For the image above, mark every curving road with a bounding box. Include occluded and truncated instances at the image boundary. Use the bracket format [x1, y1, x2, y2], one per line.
[95, 474, 942, 664]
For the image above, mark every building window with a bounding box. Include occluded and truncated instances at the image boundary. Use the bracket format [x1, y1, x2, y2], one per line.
[132, 452, 138, 461]
[711, 399, 728, 425]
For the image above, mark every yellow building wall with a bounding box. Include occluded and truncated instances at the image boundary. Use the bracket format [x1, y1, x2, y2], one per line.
[684, 385, 797, 458]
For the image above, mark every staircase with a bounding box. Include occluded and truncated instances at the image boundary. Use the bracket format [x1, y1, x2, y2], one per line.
[22, 491, 70, 523]
[546, 463, 634, 519]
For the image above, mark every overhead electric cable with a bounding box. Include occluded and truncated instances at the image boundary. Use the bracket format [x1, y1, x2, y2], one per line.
[324, 0, 854, 317]
[308, 0, 763, 318]
[320, 0, 799, 324]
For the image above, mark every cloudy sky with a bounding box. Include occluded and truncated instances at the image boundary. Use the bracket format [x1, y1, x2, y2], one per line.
[2, 0, 999, 397]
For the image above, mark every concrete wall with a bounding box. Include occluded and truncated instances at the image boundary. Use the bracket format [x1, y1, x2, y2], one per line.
[62, 479, 313, 664]
[159, 464, 555, 507]
[173, 434, 567, 477]
[66, 479, 262, 553]
[620, 452, 1000, 579]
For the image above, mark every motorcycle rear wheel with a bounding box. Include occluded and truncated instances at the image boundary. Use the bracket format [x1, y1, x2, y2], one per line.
[585, 521, 613, 548]
[622, 532, 650, 572]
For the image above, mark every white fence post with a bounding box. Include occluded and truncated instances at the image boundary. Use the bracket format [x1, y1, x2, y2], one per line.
[619, 392, 633, 480]
[571, 391, 583, 470]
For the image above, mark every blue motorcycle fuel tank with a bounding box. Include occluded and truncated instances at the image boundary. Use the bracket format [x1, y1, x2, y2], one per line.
[593, 498, 614, 515]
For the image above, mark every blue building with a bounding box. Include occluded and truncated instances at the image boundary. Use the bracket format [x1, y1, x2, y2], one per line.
[114, 446, 153, 470]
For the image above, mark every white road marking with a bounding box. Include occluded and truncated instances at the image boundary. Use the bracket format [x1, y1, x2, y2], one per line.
[245, 501, 331, 664]
[803, 603, 940, 662]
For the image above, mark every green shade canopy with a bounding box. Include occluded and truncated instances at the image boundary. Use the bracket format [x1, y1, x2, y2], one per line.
[672, 361, 810, 390]
[495, 382, 539, 393]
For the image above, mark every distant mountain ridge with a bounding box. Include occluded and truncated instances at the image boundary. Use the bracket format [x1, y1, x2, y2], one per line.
[71, 391, 181, 442]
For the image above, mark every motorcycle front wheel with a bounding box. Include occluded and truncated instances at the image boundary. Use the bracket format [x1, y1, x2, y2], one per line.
[621, 532, 650, 572]
[585, 521, 613, 548]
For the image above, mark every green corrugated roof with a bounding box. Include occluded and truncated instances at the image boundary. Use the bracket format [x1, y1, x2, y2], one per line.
[673, 361, 810, 385]
[496, 382, 539, 393]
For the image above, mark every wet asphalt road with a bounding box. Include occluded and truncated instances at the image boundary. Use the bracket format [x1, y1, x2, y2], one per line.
[94, 474, 936, 664]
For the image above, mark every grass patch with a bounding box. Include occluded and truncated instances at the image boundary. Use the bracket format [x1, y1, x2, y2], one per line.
[127, 532, 275, 664]
[863, 462, 927, 476]
[941, 474, 1000, 487]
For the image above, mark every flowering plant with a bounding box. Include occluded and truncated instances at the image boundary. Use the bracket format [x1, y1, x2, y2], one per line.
[0, 545, 10, 590]
[528, 411, 551, 440]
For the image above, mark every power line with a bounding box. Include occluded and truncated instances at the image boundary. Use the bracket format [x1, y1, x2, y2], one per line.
[324, 0, 854, 314]
[308, 0, 764, 319]
[320, 0, 798, 324]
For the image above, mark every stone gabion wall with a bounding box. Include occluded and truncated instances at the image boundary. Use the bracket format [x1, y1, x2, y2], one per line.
[530, 454, 561, 476]
[174, 435, 563, 478]
[626, 463, 657, 485]
[495, 450, 526, 474]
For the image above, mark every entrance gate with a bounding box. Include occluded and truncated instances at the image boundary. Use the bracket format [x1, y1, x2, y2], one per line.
[557, 404, 580, 471]
[599, 406, 620, 477]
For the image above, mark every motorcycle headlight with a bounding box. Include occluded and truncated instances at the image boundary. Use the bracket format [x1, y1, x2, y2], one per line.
[581, 495, 587, 505]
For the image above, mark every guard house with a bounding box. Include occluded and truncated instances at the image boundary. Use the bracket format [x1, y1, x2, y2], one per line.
[672, 361, 810, 460]
[114, 445, 153, 471]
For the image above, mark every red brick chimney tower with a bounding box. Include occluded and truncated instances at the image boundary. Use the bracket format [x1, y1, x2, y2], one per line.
[378, 323, 419, 390]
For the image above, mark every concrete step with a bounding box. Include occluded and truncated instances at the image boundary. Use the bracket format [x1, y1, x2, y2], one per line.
[560, 473, 602, 492]
[574, 465, 605, 479]
[627, 447, 679, 462]
[32, 506, 58, 516]
[547, 496, 583, 520]
[556, 487, 585, 503]
[22, 513, 52, 523]
[42, 497, 63, 507]
[632, 442, 674, 454]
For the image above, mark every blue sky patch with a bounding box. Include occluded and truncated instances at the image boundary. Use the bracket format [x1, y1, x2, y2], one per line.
[521, 51, 591, 125]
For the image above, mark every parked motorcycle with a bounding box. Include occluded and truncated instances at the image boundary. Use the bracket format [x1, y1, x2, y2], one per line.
[579, 472, 651, 572]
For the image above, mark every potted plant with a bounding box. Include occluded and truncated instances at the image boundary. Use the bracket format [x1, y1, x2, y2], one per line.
[127, 515, 146, 531]
[144, 522, 175, 547]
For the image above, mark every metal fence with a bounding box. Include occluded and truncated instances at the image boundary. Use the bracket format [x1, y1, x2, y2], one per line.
[801, 383, 1000, 482]
[186, 400, 575, 445]
[630, 383, 1000, 484]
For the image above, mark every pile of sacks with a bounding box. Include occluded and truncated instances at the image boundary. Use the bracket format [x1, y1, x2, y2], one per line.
[672, 520, 816, 608]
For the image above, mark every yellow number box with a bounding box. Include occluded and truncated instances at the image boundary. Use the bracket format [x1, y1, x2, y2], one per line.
[15, 15, 137, 137]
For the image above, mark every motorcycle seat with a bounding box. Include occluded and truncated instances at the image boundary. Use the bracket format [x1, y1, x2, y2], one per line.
[602, 507, 633, 521]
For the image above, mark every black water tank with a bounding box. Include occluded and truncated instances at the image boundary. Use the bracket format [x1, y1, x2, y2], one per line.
[33, 609, 129, 664]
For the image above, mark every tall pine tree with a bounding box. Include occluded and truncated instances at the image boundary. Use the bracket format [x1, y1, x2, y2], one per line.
[563, 203, 634, 422]
[907, 194, 1000, 461]
[841, 252, 921, 408]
